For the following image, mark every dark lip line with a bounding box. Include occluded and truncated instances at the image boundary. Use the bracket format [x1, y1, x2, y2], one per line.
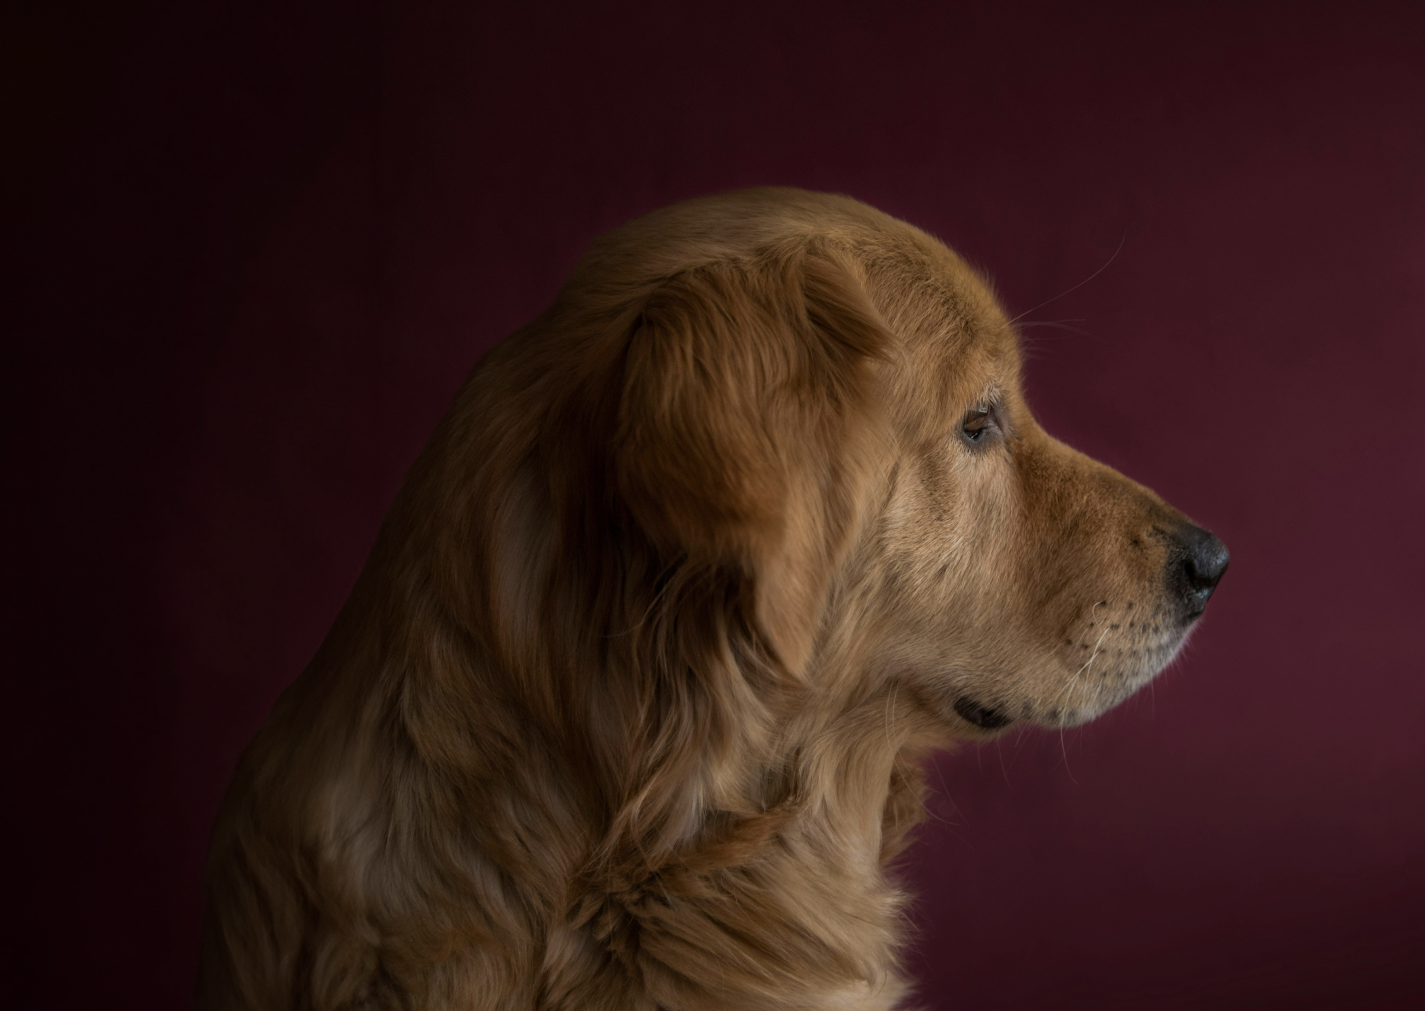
[953, 696, 1014, 730]
[953, 621, 1194, 731]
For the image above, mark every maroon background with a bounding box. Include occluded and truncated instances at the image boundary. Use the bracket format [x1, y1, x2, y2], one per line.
[9, 2, 1424, 1008]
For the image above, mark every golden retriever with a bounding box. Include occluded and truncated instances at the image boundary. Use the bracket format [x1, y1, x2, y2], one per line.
[197, 188, 1228, 1010]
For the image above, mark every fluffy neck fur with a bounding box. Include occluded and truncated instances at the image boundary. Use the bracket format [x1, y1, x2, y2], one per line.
[317, 304, 931, 1010]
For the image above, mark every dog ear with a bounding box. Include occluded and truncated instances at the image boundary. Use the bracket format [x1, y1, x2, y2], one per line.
[612, 242, 889, 678]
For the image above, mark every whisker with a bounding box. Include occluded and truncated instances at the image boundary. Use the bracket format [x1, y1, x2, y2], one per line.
[919, 756, 960, 830]
[1015, 320, 1094, 339]
[884, 682, 898, 754]
[1008, 232, 1127, 325]
[1054, 602, 1112, 781]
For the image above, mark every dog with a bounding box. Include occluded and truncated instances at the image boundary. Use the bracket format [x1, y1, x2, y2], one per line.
[197, 188, 1228, 1010]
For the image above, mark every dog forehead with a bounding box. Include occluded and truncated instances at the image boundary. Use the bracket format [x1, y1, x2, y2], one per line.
[849, 228, 1021, 434]
[899, 267, 1018, 398]
[709, 189, 1021, 393]
[577, 187, 1020, 404]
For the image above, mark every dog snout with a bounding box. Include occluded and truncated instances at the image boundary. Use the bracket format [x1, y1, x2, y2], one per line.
[1167, 522, 1229, 618]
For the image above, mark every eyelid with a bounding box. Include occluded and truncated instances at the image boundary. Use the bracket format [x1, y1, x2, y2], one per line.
[959, 399, 1009, 447]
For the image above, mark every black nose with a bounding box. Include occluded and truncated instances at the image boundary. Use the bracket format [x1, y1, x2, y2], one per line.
[1169, 523, 1229, 618]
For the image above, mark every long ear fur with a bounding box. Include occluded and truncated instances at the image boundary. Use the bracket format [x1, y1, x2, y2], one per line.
[520, 238, 898, 997]
[611, 240, 889, 679]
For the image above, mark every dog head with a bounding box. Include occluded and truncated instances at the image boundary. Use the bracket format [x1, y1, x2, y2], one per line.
[856, 255, 1230, 733]
[469, 187, 1227, 769]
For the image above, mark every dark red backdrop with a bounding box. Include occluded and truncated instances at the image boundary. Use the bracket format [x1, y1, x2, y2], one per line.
[9, 2, 1424, 1008]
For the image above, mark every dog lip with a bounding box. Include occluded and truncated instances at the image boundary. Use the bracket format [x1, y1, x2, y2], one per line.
[953, 696, 1014, 730]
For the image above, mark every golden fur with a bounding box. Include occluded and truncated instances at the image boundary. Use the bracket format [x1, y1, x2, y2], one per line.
[198, 188, 1221, 1010]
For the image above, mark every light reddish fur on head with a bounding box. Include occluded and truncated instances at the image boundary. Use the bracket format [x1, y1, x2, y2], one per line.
[199, 188, 1203, 1011]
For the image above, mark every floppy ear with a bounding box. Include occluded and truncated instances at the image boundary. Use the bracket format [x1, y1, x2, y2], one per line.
[612, 242, 889, 677]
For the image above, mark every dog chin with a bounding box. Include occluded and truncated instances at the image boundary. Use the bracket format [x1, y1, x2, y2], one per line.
[1031, 630, 1196, 729]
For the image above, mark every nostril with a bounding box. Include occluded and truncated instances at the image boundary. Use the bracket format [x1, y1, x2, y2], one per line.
[1189, 533, 1230, 589]
[1184, 550, 1222, 590]
[1169, 523, 1230, 615]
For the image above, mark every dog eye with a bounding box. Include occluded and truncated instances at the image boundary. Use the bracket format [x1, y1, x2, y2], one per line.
[961, 406, 999, 444]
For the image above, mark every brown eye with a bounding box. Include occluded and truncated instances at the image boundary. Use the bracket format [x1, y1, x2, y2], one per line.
[961, 406, 999, 444]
